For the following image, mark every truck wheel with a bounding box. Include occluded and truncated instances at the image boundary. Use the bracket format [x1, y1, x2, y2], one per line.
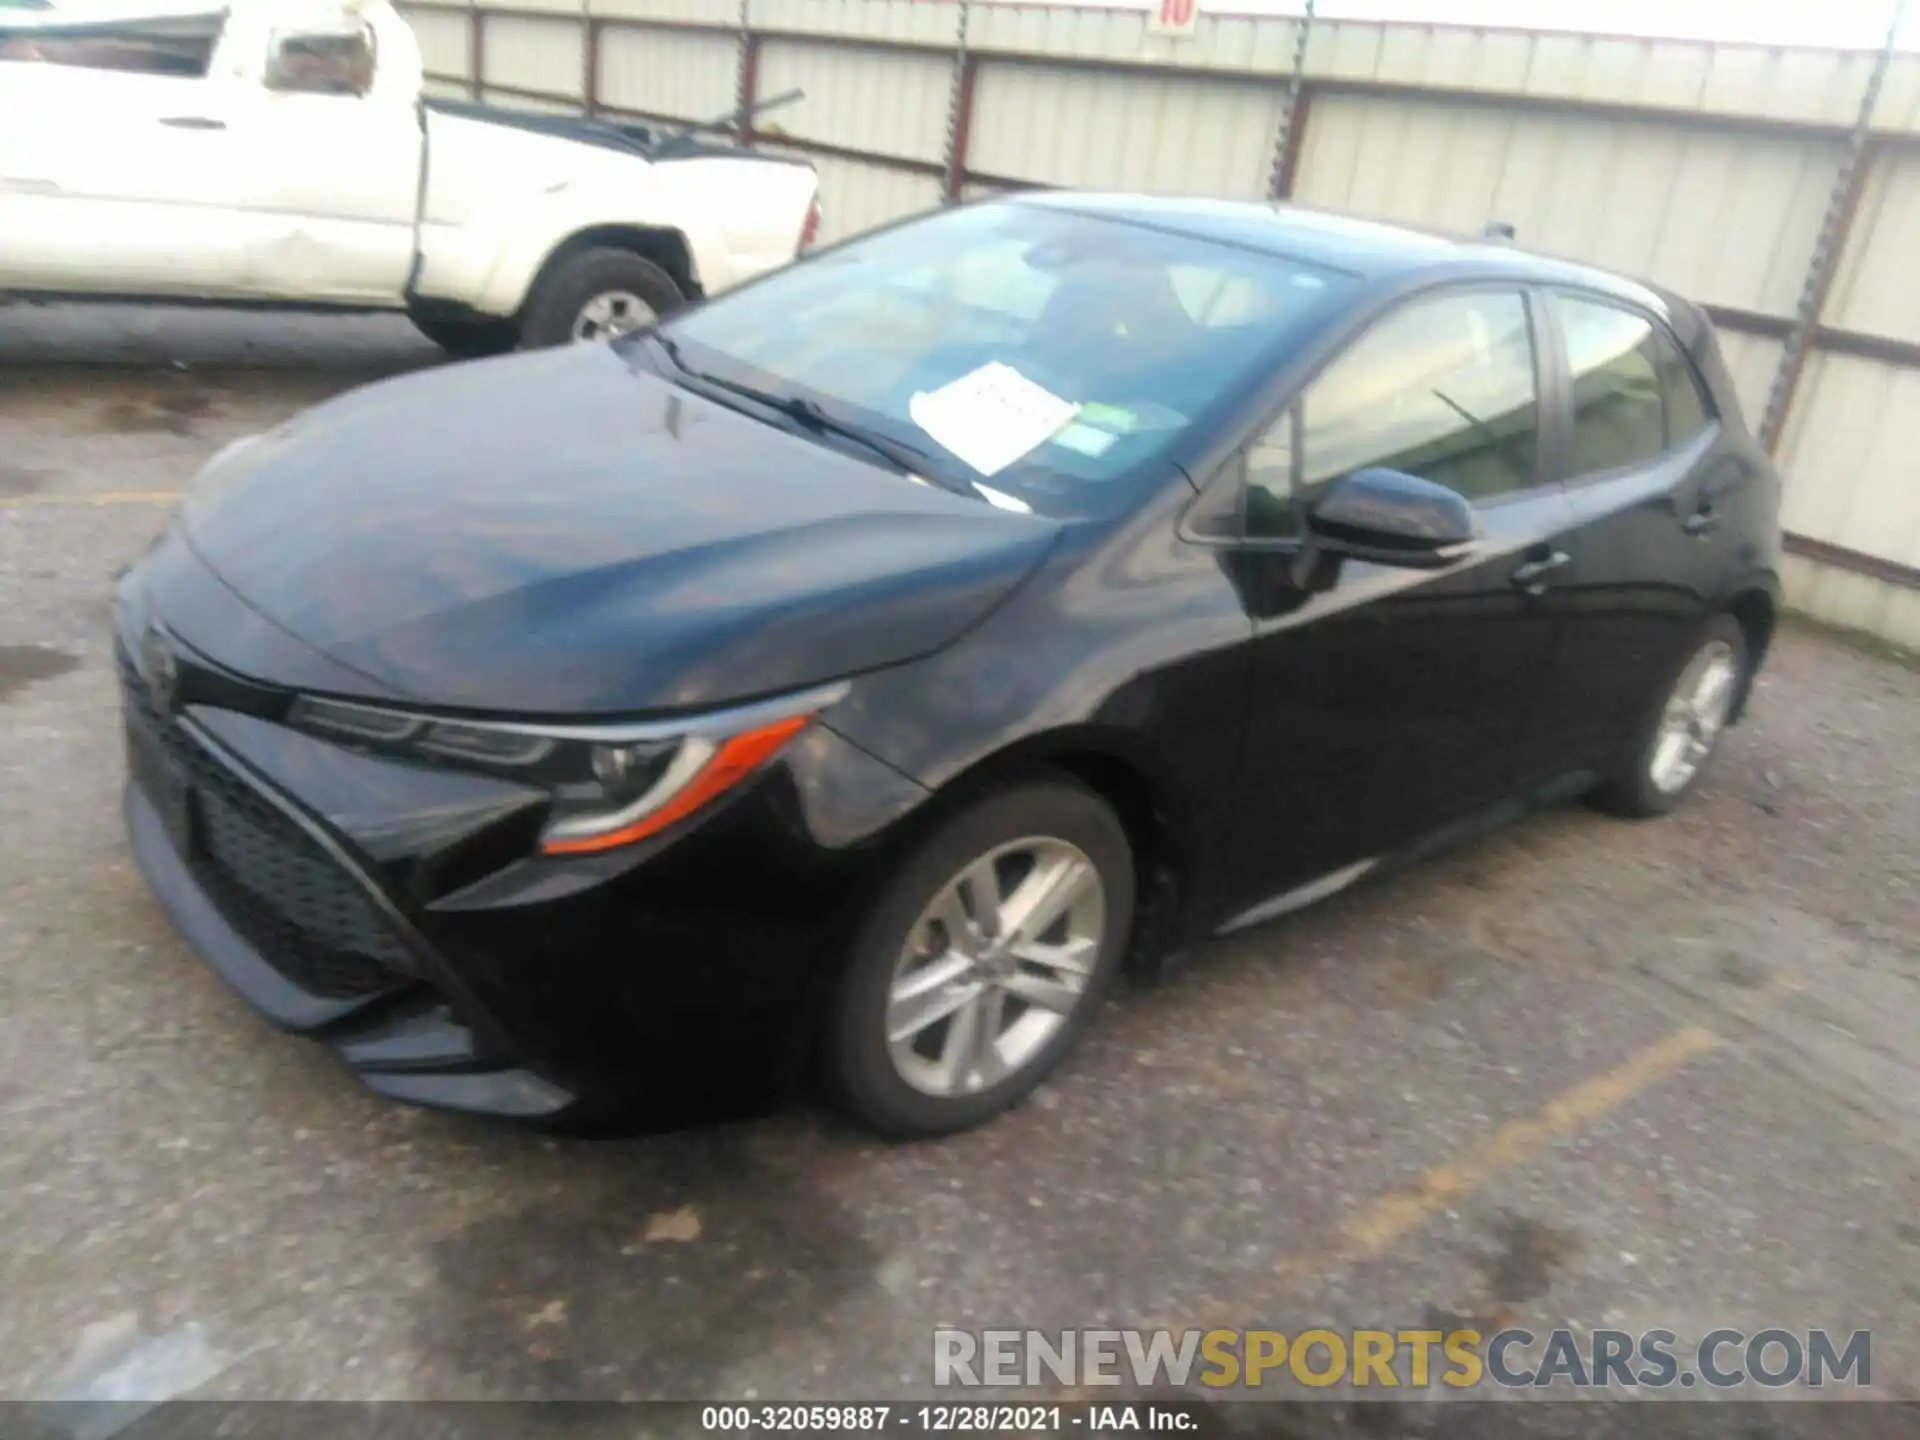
[409, 313, 520, 360]
[520, 247, 685, 349]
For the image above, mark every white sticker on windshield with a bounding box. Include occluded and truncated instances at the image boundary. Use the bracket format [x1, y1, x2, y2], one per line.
[908, 363, 1080, 477]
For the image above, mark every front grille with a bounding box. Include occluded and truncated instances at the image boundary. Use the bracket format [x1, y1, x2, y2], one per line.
[120, 650, 410, 1000]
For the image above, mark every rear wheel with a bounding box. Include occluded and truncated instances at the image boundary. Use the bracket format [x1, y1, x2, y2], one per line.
[519, 247, 686, 349]
[825, 779, 1135, 1138]
[1589, 613, 1747, 818]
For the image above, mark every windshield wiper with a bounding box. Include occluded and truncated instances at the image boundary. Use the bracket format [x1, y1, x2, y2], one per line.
[646, 332, 948, 484]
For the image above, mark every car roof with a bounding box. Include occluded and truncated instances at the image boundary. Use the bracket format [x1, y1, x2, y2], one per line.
[1008, 190, 1676, 317]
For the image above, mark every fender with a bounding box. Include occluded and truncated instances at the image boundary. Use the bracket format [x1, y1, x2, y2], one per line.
[411, 111, 817, 318]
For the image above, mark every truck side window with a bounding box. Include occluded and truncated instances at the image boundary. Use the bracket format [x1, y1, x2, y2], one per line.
[266, 24, 375, 96]
[0, 20, 220, 76]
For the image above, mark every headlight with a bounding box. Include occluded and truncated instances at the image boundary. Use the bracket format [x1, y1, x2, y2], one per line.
[286, 684, 846, 855]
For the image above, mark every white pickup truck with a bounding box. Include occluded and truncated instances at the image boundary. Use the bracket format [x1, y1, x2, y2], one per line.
[0, 0, 822, 352]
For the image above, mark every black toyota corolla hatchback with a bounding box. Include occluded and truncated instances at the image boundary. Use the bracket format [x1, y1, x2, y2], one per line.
[117, 193, 1781, 1135]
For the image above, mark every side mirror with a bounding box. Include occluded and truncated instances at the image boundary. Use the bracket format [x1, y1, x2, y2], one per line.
[1307, 467, 1479, 569]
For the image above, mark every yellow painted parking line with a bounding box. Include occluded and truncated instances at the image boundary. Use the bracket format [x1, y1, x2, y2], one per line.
[4, 490, 185, 506]
[1340, 1024, 1722, 1257]
[1285, 970, 1807, 1277]
[1133, 975, 1810, 1335]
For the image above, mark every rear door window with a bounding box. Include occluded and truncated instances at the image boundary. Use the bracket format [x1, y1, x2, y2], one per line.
[1556, 298, 1668, 477]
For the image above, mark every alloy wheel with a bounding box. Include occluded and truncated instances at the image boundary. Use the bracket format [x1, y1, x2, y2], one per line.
[1648, 638, 1739, 794]
[571, 290, 656, 343]
[885, 837, 1106, 1098]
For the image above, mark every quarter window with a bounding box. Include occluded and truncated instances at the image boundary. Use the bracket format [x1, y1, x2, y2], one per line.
[1656, 328, 1713, 447]
[1300, 289, 1540, 506]
[1242, 409, 1298, 539]
[1558, 298, 1666, 476]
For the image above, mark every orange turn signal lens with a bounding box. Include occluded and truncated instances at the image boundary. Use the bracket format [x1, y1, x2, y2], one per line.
[539, 713, 812, 856]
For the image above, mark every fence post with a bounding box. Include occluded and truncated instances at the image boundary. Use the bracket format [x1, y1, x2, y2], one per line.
[942, 0, 975, 202]
[584, 14, 602, 115]
[1757, 0, 1907, 454]
[735, 0, 755, 120]
[1266, 0, 1316, 201]
[468, 0, 486, 102]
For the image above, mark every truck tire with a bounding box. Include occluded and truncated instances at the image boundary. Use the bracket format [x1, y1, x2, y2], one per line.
[409, 313, 520, 360]
[519, 247, 686, 349]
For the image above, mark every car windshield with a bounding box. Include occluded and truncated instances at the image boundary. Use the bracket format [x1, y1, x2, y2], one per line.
[653, 201, 1356, 518]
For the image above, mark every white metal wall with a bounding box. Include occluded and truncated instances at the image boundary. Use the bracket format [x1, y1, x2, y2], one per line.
[601, 26, 737, 117]
[1292, 94, 1842, 320]
[759, 41, 951, 165]
[397, 0, 1920, 649]
[970, 64, 1281, 196]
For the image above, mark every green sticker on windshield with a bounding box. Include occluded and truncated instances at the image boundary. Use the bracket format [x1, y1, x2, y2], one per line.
[1076, 403, 1139, 433]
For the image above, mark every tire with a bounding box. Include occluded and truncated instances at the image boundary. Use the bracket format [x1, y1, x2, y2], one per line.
[1588, 613, 1748, 819]
[518, 247, 686, 349]
[409, 312, 520, 359]
[825, 778, 1136, 1138]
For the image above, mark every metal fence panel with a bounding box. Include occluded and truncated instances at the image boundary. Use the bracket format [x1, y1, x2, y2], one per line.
[758, 39, 953, 164]
[482, 14, 588, 100]
[1715, 330, 1788, 435]
[1294, 91, 1841, 320]
[1782, 554, 1920, 650]
[406, 6, 473, 83]
[763, 147, 943, 243]
[598, 24, 738, 120]
[1823, 148, 1920, 345]
[969, 61, 1281, 196]
[1777, 351, 1920, 572]
[590, 0, 738, 24]
[753, 0, 964, 48]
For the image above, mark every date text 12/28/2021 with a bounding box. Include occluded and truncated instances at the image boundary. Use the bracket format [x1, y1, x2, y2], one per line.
[699, 1406, 1199, 1432]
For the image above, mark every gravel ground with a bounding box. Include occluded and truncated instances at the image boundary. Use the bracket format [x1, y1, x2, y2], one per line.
[1, 306, 1916, 1426]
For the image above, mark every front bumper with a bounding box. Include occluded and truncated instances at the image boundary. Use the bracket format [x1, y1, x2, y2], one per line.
[120, 649, 578, 1117]
[113, 608, 928, 1120]
[125, 782, 575, 1116]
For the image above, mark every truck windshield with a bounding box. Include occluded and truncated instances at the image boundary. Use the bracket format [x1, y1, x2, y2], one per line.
[653, 201, 1355, 518]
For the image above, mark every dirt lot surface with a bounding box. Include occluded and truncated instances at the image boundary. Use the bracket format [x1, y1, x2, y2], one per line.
[2, 306, 1916, 1428]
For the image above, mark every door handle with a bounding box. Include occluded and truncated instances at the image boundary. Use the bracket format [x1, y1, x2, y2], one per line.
[1509, 549, 1571, 595]
[1683, 506, 1719, 538]
[159, 115, 227, 130]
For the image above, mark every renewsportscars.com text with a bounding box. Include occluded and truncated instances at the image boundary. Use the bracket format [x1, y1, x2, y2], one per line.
[932, 1327, 1872, 1391]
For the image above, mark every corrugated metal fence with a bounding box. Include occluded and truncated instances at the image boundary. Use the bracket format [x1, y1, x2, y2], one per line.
[397, 0, 1920, 650]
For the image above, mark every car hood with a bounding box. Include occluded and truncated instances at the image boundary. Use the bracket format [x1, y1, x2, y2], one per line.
[179, 343, 1060, 716]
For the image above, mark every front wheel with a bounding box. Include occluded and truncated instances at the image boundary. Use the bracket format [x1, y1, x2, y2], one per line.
[1589, 613, 1747, 818]
[825, 779, 1135, 1138]
[519, 247, 686, 349]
